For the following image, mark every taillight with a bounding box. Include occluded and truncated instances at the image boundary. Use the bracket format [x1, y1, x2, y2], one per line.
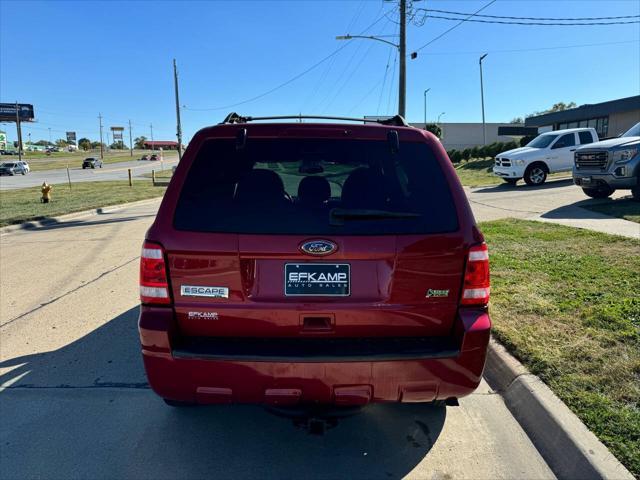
[140, 241, 171, 305]
[461, 243, 490, 306]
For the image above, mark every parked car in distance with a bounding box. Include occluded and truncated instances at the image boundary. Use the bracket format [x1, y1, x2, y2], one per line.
[138, 114, 492, 408]
[573, 122, 640, 199]
[149, 154, 158, 161]
[493, 127, 598, 186]
[0, 149, 18, 156]
[82, 157, 103, 169]
[18, 161, 30, 173]
[140, 154, 150, 161]
[0, 161, 28, 175]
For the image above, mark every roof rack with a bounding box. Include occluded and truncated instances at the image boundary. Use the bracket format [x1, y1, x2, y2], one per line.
[219, 112, 409, 127]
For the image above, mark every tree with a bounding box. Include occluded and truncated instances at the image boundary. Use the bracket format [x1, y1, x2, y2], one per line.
[134, 136, 147, 149]
[527, 102, 577, 118]
[424, 124, 442, 138]
[55, 139, 69, 148]
[110, 141, 127, 149]
[91, 141, 106, 149]
[510, 117, 524, 124]
[78, 138, 91, 151]
[34, 140, 49, 146]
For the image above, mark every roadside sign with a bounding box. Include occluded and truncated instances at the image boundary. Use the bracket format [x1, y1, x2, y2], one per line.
[66, 131, 77, 144]
[0, 103, 35, 122]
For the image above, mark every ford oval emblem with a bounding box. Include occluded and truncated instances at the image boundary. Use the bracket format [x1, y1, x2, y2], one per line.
[300, 240, 337, 256]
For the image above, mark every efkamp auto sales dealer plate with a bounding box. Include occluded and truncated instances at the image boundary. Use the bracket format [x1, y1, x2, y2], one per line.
[285, 263, 350, 296]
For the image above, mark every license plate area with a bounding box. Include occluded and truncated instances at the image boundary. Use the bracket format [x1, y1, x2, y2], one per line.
[580, 176, 592, 185]
[285, 263, 350, 297]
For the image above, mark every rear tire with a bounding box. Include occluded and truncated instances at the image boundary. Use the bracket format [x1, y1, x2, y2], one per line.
[163, 398, 196, 407]
[524, 164, 547, 186]
[502, 178, 519, 185]
[582, 186, 614, 199]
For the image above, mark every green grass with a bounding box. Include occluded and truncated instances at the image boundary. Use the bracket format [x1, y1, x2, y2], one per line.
[1, 150, 177, 172]
[454, 158, 501, 187]
[581, 198, 640, 224]
[454, 157, 570, 187]
[482, 219, 639, 476]
[0, 180, 166, 227]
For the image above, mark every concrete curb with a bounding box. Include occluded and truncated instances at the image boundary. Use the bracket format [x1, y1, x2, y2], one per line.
[0, 197, 162, 235]
[485, 338, 634, 480]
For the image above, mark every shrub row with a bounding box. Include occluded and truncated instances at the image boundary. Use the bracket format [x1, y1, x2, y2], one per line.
[447, 141, 520, 164]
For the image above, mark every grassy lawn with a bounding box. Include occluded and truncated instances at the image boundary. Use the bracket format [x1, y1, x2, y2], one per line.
[454, 158, 501, 187]
[1, 150, 177, 172]
[0, 180, 166, 227]
[482, 219, 639, 476]
[454, 158, 570, 187]
[582, 198, 640, 224]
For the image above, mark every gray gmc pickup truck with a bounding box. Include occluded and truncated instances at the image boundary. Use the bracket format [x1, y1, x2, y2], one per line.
[573, 122, 640, 200]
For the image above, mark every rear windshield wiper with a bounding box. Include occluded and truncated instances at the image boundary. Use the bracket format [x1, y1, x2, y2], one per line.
[330, 208, 421, 226]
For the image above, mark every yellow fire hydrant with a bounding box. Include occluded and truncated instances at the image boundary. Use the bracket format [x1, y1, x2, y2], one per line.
[41, 182, 52, 203]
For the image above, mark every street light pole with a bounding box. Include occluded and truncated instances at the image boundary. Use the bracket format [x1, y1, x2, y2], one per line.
[150, 123, 154, 153]
[437, 112, 445, 124]
[98, 113, 104, 160]
[128, 119, 133, 157]
[479, 53, 488, 145]
[398, 0, 406, 118]
[173, 59, 183, 161]
[423, 88, 430, 127]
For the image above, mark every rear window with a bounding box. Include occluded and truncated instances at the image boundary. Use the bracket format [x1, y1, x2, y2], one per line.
[578, 131, 594, 145]
[174, 138, 458, 235]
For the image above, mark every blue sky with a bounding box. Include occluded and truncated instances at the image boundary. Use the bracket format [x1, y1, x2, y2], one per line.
[1, 0, 639, 144]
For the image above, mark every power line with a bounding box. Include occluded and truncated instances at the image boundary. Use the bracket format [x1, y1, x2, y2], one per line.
[420, 9, 640, 21]
[412, 0, 497, 53]
[376, 47, 394, 115]
[418, 39, 639, 56]
[423, 14, 640, 26]
[386, 52, 398, 115]
[185, 9, 392, 112]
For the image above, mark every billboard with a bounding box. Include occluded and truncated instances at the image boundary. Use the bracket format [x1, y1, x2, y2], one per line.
[0, 103, 35, 122]
[66, 131, 77, 144]
[111, 126, 124, 141]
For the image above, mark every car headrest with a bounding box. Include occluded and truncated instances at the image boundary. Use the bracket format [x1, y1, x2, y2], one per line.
[297, 176, 331, 207]
[341, 167, 387, 209]
[234, 169, 286, 204]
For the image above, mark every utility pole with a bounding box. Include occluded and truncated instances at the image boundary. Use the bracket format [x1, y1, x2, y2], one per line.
[423, 88, 430, 127]
[150, 123, 154, 153]
[48, 127, 52, 145]
[128, 119, 133, 157]
[398, 0, 407, 119]
[15, 101, 23, 162]
[479, 53, 488, 145]
[98, 113, 104, 159]
[173, 59, 183, 161]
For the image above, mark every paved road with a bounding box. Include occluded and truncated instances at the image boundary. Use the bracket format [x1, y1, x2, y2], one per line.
[0, 201, 555, 479]
[0, 157, 178, 191]
[467, 177, 639, 238]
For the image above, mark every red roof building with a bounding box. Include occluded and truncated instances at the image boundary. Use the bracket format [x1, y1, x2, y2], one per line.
[143, 140, 179, 150]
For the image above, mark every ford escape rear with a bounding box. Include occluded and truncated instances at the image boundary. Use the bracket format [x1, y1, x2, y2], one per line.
[138, 114, 491, 407]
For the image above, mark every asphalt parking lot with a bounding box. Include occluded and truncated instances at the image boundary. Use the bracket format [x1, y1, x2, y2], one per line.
[1, 179, 636, 479]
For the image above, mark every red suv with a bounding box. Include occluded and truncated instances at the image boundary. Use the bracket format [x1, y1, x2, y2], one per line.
[139, 114, 491, 407]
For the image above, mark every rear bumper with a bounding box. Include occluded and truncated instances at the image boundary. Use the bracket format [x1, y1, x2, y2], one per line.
[139, 306, 491, 405]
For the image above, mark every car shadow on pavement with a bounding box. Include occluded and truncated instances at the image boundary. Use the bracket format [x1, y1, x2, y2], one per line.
[0, 307, 446, 479]
[540, 196, 636, 220]
[472, 178, 574, 194]
[14, 213, 156, 232]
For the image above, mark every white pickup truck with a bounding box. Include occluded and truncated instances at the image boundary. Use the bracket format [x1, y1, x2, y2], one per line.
[493, 127, 599, 186]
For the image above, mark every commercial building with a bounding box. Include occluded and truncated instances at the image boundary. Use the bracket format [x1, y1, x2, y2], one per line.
[525, 95, 640, 139]
[143, 140, 179, 150]
[411, 122, 522, 150]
